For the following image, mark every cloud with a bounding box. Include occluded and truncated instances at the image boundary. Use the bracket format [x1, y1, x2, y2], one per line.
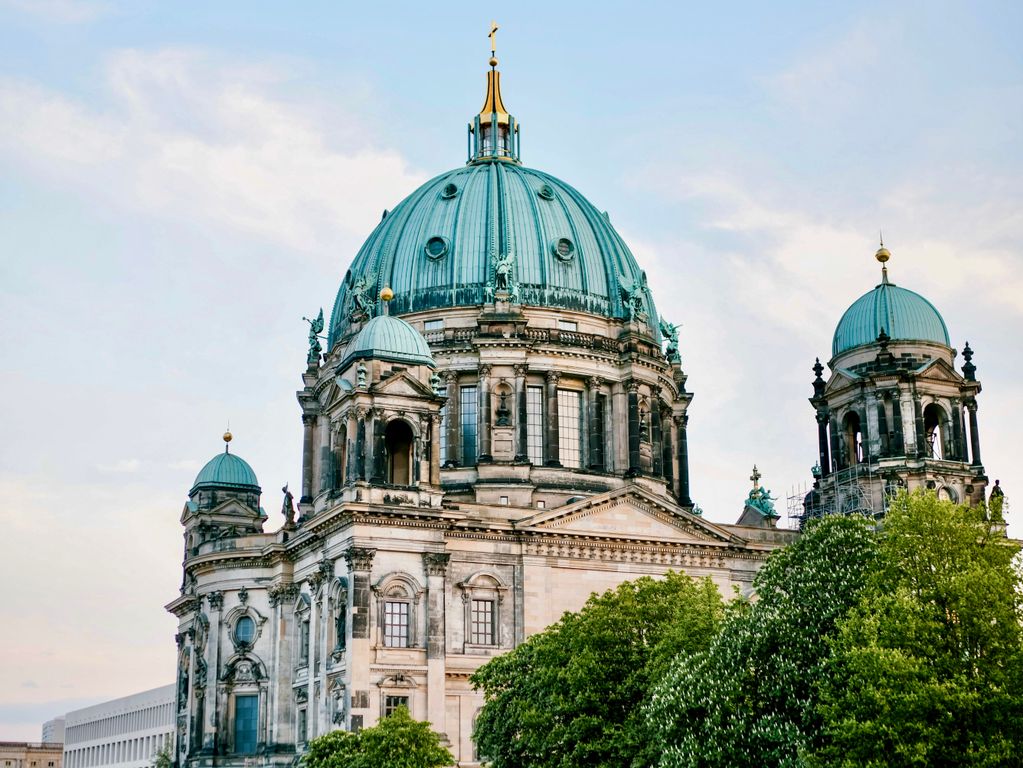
[0, 48, 426, 251]
[0, 0, 108, 24]
[97, 458, 141, 473]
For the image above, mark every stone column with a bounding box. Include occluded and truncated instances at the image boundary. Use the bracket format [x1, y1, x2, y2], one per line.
[891, 389, 904, 457]
[429, 413, 441, 485]
[316, 563, 333, 736]
[950, 398, 964, 461]
[626, 381, 641, 477]
[444, 372, 460, 466]
[514, 364, 528, 461]
[611, 381, 628, 474]
[660, 404, 673, 488]
[346, 409, 358, 483]
[306, 577, 319, 737]
[301, 415, 316, 502]
[650, 387, 663, 477]
[829, 414, 842, 470]
[345, 548, 375, 731]
[202, 591, 223, 754]
[876, 397, 890, 458]
[912, 393, 926, 457]
[269, 584, 298, 749]
[544, 371, 561, 467]
[865, 396, 880, 461]
[355, 408, 368, 481]
[478, 365, 493, 462]
[675, 414, 691, 505]
[422, 553, 450, 738]
[586, 377, 603, 471]
[318, 416, 332, 493]
[967, 399, 982, 466]
[371, 409, 386, 483]
[816, 410, 831, 476]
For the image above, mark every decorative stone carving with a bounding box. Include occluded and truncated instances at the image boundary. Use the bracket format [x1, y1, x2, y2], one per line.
[206, 591, 223, 610]
[268, 583, 300, 607]
[238, 586, 249, 605]
[422, 552, 450, 576]
[345, 547, 376, 572]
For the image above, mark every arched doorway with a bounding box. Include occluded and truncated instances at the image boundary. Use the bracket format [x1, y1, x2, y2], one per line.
[842, 411, 863, 466]
[923, 403, 947, 459]
[385, 419, 414, 485]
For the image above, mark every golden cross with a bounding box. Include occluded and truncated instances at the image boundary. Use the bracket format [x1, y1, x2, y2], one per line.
[489, 21, 499, 56]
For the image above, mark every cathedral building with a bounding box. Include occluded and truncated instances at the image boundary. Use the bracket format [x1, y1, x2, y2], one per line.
[164, 43, 992, 768]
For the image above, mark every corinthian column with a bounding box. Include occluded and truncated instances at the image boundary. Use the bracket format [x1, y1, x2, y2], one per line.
[545, 370, 561, 466]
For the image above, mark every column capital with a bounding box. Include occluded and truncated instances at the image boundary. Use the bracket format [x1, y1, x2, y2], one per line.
[442, 369, 458, 383]
[344, 547, 376, 572]
[626, 379, 640, 394]
[422, 552, 450, 577]
[205, 591, 223, 611]
[268, 583, 300, 607]
[302, 414, 316, 426]
[478, 364, 492, 378]
[513, 363, 528, 377]
[546, 370, 561, 385]
[586, 376, 603, 391]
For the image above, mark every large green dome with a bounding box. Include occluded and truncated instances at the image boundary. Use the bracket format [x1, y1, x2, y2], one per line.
[190, 451, 260, 495]
[327, 161, 660, 349]
[832, 278, 950, 357]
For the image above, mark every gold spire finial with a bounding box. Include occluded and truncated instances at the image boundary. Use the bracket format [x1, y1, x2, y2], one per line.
[223, 427, 233, 452]
[380, 285, 394, 302]
[874, 233, 891, 283]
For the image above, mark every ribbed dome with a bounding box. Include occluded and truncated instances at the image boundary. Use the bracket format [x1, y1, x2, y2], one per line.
[328, 161, 660, 348]
[339, 314, 436, 370]
[190, 451, 260, 495]
[833, 280, 950, 356]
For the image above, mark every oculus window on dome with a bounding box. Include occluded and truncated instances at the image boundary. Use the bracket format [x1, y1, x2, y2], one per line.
[552, 237, 575, 262]
[440, 183, 458, 199]
[537, 184, 556, 200]
[424, 236, 449, 260]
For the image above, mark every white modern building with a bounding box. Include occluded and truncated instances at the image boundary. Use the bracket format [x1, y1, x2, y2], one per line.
[63, 686, 174, 768]
[41, 721, 64, 745]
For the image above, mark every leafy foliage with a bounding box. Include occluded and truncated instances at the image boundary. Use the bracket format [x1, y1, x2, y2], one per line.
[151, 745, 172, 768]
[471, 571, 725, 768]
[811, 492, 1023, 767]
[646, 514, 879, 767]
[301, 706, 452, 768]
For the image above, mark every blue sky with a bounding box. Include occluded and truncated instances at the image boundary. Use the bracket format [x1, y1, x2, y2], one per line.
[1, 0, 1020, 740]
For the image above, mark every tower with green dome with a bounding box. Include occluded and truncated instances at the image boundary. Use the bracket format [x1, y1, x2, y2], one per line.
[803, 242, 988, 523]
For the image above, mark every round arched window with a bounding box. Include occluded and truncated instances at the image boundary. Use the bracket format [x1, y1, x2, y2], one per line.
[440, 183, 458, 199]
[551, 237, 575, 262]
[235, 616, 255, 645]
[424, 236, 449, 260]
[537, 184, 556, 200]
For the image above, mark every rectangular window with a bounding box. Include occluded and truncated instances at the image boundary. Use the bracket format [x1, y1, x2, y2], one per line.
[557, 319, 577, 331]
[299, 619, 310, 665]
[297, 709, 307, 743]
[460, 386, 478, 465]
[233, 695, 258, 754]
[383, 695, 409, 718]
[424, 319, 444, 332]
[383, 601, 410, 648]
[557, 389, 583, 469]
[592, 393, 607, 471]
[470, 599, 495, 645]
[526, 386, 543, 465]
[438, 404, 447, 464]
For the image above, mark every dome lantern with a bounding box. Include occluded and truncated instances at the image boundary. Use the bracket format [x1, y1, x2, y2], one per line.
[468, 22, 520, 164]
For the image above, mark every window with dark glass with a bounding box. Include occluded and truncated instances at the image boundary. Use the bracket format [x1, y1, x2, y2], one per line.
[438, 404, 448, 463]
[470, 599, 495, 645]
[557, 389, 583, 468]
[592, 393, 607, 470]
[299, 619, 310, 664]
[384, 695, 409, 718]
[234, 616, 255, 645]
[526, 386, 543, 465]
[383, 601, 410, 647]
[297, 709, 307, 743]
[233, 695, 258, 754]
[460, 386, 478, 465]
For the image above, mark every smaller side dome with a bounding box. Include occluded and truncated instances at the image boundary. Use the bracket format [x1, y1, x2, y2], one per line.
[190, 452, 260, 496]
[832, 282, 950, 357]
[339, 315, 436, 371]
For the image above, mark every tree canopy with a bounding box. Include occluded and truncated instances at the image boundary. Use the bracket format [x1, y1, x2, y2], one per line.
[471, 571, 725, 768]
[301, 706, 452, 768]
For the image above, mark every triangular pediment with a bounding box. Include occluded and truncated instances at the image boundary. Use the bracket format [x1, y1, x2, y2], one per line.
[515, 486, 744, 545]
[825, 369, 860, 393]
[913, 357, 963, 383]
[371, 371, 437, 399]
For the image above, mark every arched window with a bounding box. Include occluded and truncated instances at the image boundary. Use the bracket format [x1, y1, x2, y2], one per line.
[234, 616, 255, 645]
[385, 419, 414, 485]
[373, 574, 424, 649]
[923, 403, 948, 459]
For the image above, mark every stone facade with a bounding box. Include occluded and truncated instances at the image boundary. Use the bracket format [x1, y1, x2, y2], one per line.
[0, 743, 62, 768]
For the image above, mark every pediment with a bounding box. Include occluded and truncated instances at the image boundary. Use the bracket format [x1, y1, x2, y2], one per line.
[371, 371, 437, 399]
[515, 487, 743, 546]
[913, 357, 962, 383]
[825, 369, 860, 392]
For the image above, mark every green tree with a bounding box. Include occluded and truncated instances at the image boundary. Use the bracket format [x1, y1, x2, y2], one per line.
[151, 744, 172, 768]
[646, 514, 879, 768]
[301, 706, 452, 768]
[811, 491, 1023, 767]
[471, 571, 724, 768]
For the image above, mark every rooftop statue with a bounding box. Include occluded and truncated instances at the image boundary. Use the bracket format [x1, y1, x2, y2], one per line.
[660, 320, 680, 361]
[349, 272, 377, 319]
[303, 309, 324, 366]
[495, 252, 514, 291]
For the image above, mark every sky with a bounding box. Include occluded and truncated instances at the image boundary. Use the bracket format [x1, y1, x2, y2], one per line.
[1, 0, 1020, 741]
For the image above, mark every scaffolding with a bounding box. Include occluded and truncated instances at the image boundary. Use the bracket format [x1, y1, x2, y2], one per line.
[785, 463, 889, 530]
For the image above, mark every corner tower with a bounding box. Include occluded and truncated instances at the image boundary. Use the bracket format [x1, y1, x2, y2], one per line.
[804, 243, 988, 522]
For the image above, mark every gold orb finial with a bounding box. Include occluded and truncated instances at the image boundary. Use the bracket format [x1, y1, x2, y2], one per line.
[380, 286, 394, 302]
[875, 246, 890, 263]
[223, 430, 233, 444]
[489, 56, 498, 68]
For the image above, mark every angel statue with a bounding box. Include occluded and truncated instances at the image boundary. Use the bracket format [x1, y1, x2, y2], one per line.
[302, 309, 324, 366]
[659, 319, 680, 361]
[349, 272, 377, 319]
[495, 252, 515, 291]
